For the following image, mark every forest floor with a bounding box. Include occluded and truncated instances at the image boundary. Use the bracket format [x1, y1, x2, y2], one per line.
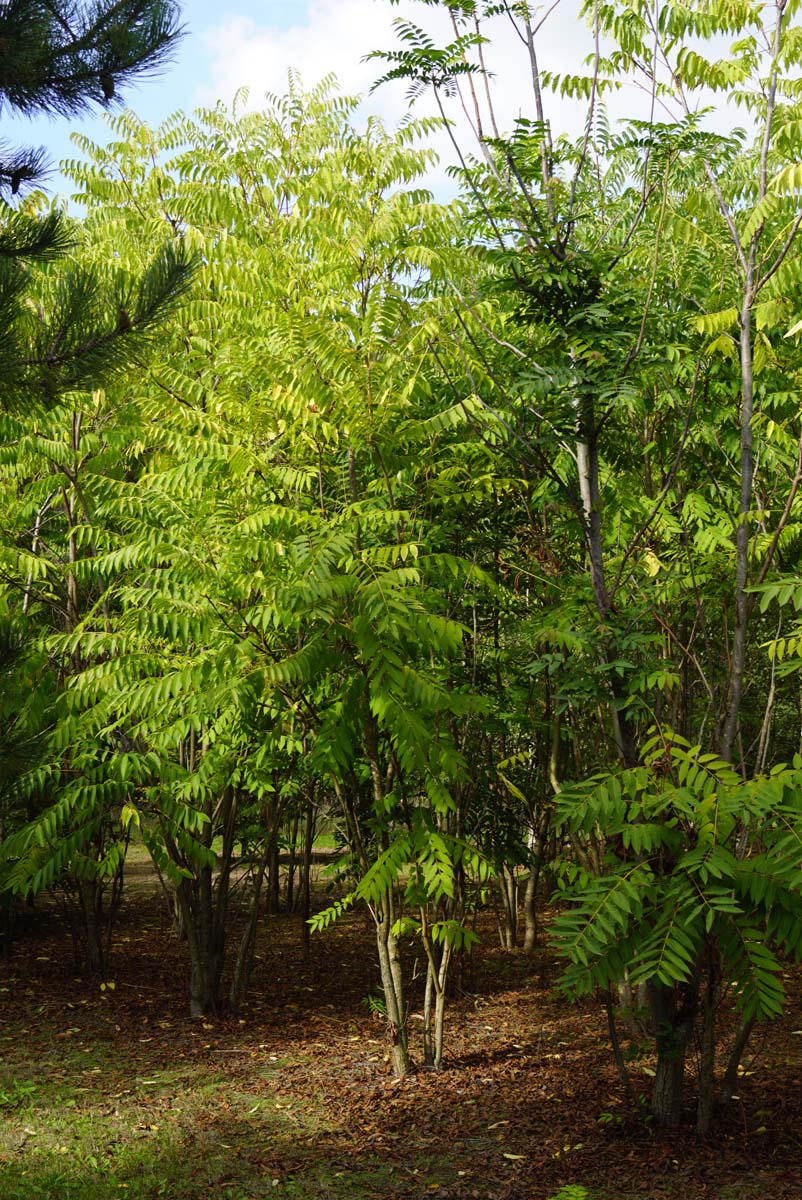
[1, 867, 802, 1200]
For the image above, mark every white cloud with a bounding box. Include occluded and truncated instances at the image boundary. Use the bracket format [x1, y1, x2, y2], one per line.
[197, 1, 421, 121]
[195, 1, 745, 197]
[196, 0, 602, 194]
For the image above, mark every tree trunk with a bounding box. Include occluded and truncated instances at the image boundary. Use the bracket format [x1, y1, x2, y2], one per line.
[496, 866, 517, 949]
[176, 871, 225, 1017]
[299, 797, 315, 962]
[285, 810, 300, 912]
[604, 989, 646, 1118]
[522, 861, 538, 952]
[189, 941, 223, 1017]
[720, 291, 755, 762]
[651, 1044, 686, 1128]
[717, 1015, 755, 1113]
[648, 980, 697, 1127]
[228, 846, 270, 1012]
[422, 957, 435, 1066]
[78, 877, 105, 977]
[267, 842, 280, 915]
[576, 392, 639, 768]
[229, 796, 284, 1011]
[173, 786, 238, 1017]
[696, 970, 718, 1137]
[374, 897, 410, 1078]
[432, 940, 452, 1069]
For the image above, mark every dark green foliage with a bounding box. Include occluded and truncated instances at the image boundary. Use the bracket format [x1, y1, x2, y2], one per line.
[0, 1, 181, 115]
[552, 732, 802, 1021]
[0, 0, 188, 411]
[26, 238, 196, 403]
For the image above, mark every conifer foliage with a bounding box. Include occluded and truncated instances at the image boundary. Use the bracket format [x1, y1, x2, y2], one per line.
[0, 0, 191, 410]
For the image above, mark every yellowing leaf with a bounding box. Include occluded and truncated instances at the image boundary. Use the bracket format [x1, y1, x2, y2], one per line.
[643, 549, 661, 577]
[120, 803, 140, 831]
[693, 307, 738, 336]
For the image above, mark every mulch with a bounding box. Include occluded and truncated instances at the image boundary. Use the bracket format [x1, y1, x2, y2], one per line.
[1, 883, 802, 1200]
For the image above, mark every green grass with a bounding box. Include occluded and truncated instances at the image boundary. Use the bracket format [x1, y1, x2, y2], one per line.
[0, 1047, 400, 1200]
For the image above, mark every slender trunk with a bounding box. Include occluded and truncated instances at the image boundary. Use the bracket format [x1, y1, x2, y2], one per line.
[617, 970, 634, 1033]
[576, 403, 607, 616]
[496, 867, 517, 949]
[267, 842, 280, 915]
[228, 844, 271, 1013]
[522, 861, 539, 952]
[717, 1015, 756, 1112]
[720, 289, 755, 762]
[605, 989, 646, 1117]
[697, 964, 719, 1137]
[421, 908, 453, 1070]
[432, 940, 452, 1069]
[103, 847, 126, 975]
[423, 957, 435, 1066]
[361, 714, 410, 1076]
[299, 797, 315, 962]
[285, 810, 300, 912]
[374, 897, 410, 1078]
[576, 393, 638, 767]
[230, 796, 284, 1010]
[716, 0, 787, 757]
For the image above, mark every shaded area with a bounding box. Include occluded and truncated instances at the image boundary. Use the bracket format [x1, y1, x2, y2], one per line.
[1, 886, 801, 1199]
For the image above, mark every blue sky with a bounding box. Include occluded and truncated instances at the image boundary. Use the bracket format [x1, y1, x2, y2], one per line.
[9, 0, 729, 203]
[10, 1, 337, 197]
[10, 0, 601, 197]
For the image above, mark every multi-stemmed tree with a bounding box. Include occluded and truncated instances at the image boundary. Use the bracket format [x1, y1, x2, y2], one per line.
[3, 85, 495, 1032]
[373, 0, 802, 1129]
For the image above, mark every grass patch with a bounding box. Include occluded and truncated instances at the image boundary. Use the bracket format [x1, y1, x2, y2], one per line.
[0, 1049, 402, 1200]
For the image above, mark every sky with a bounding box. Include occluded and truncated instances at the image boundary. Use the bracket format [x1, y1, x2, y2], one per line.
[4, 0, 622, 201]
[9, 0, 737, 202]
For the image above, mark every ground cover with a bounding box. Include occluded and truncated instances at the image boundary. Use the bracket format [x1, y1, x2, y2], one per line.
[1, 881, 801, 1200]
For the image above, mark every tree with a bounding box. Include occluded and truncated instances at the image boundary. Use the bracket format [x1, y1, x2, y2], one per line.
[373, 0, 802, 1128]
[6, 84, 491, 1033]
[0, 0, 191, 968]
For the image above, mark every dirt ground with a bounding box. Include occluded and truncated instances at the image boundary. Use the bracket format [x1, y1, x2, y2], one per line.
[1, 872, 802, 1200]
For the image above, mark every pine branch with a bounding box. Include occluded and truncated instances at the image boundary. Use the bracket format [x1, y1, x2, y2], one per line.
[0, 1, 183, 118]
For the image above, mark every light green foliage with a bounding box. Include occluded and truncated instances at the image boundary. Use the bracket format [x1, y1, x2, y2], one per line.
[0, 80, 497, 1006]
[310, 816, 490, 940]
[7, 0, 802, 1127]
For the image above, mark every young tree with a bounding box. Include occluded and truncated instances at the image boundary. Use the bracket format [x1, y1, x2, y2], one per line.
[6, 85, 490, 1031]
[374, 0, 802, 1128]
